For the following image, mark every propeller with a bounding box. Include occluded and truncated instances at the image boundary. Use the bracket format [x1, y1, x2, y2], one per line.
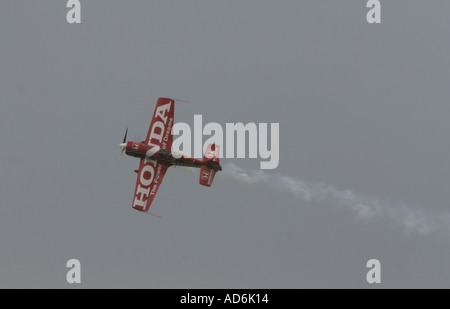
[119, 127, 128, 160]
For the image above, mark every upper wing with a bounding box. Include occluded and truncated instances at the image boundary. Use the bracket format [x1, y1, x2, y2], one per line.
[145, 97, 174, 151]
[132, 158, 170, 212]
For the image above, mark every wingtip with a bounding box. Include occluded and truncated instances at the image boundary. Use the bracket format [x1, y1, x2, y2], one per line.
[173, 98, 190, 103]
[147, 212, 162, 218]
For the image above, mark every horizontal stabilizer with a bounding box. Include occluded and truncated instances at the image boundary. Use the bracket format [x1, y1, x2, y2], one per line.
[199, 144, 221, 187]
[199, 165, 216, 187]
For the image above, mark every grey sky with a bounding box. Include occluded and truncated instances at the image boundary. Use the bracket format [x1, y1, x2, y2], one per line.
[1, 1, 450, 288]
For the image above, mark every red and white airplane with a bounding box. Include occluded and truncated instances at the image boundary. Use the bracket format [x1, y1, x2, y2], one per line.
[119, 97, 222, 213]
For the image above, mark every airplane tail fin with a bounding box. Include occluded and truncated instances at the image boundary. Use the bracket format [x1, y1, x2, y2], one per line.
[199, 144, 221, 187]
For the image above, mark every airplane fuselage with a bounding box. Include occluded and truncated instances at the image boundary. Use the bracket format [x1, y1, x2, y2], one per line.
[124, 140, 220, 170]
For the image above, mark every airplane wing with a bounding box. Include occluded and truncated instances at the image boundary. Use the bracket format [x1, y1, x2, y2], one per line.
[132, 158, 170, 212]
[145, 97, 174, 151]
[132, 97, 174, 212]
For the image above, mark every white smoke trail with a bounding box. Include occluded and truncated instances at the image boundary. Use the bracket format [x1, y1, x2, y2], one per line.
[223, 163, 450, 236]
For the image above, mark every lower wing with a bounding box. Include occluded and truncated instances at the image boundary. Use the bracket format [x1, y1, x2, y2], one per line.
[132, 158, 169, 212]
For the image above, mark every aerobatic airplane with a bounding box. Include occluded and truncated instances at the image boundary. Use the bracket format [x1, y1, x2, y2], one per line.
[119, 97, 222, 213]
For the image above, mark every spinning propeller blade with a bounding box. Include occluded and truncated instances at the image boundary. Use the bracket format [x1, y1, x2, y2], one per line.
[119, 127, 128, 160]
[123, 127, 128, 143]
